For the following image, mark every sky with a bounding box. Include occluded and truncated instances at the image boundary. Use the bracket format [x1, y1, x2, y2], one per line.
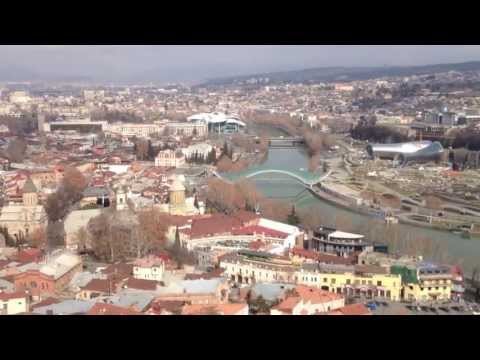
[2, 45, 480, 84]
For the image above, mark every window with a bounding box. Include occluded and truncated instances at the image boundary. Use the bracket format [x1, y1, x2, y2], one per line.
[331, 279, 336, 284]
[368, 281, 372, 285]
[362, 280, 366, 285]
[377, 281, 382, 286]
[323, 278, 327, 283]
[346, 279, 351, 285]
[428, 287, 432, 291]
[30, 281, 37, 288]
[443, 287, 447, 290]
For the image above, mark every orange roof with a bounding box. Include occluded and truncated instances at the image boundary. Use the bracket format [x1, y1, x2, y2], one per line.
[295, 285, 344, 303]
[86, 303, 140, 315]
[0, 291, 28, 301]
[334, 303, 371, 316]
[271, 297, 301, 314]
[181, 303, 248, 315]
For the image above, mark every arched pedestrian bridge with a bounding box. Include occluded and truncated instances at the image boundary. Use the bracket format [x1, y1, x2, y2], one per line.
[213, 166, 331, 188]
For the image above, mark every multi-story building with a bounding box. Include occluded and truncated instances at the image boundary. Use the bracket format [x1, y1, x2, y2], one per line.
[155, 149, 186, 168]
[107, 123, 162, 138]
[166, 122, 208, 137]
[298, 263, 402, 301]
[133, 256, 165, 282]
[221, 250, 297, 285]
[311, 226, 387, 257]
[221, 250, 402, 301]
[392, 263, 452, 303]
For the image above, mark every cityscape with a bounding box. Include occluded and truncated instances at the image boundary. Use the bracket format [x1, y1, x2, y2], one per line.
[1, 45, 480, 316]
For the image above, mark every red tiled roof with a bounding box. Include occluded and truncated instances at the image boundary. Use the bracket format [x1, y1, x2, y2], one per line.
[101, 263, 133, 278]
[124, 277, 158, 291]
[271, 297, 301, 314]
[190, 214, 242, 239]
[334, 303, 371, 316]
[14, 249, 43, 264]
[181, 303, 248, 315]
[232, 225, 288, 239]
[0, 291, 28, 301]
[31, 297, 60, 310]
[290, 248, 355, 265]
[81, 279, 111, 293]
[87, 303, 140, 315]
[149, 300, 186, 315]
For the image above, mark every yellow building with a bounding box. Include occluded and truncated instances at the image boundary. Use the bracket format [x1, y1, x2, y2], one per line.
[220, 251, 402, 302]
[298, 265, 402, 302]
[394, 264, 452, 303]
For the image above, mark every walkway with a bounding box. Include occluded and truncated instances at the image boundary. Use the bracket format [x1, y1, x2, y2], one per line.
[214, 166, 331, 187]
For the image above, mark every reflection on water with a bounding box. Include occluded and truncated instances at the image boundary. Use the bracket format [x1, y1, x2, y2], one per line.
[251, 147, 480, 274]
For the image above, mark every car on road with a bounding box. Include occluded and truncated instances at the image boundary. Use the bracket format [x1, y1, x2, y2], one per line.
[438, 307, 450, 313]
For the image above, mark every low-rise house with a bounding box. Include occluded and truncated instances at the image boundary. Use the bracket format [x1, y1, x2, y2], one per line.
[86, 302, 140, 315]
[122, 277, 159, 292]
[327, 303, 372, 315]
[77, 279, 114, 300]
[32, 299, 95, 315]
[133, 255, 165, 282]
[270, 285, 345, 315]
[155, 278, 229, 305]
[95, 292, 155, 313]
[0, 291, 29, 315]
[146, 300, 186, 315]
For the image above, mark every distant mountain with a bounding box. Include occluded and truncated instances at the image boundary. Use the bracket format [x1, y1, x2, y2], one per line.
[202, 61, 480, 86]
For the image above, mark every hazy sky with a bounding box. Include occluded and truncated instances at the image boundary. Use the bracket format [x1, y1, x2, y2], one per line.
[2, 45, 480, 83]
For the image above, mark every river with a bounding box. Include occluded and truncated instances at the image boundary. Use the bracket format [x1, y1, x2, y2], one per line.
[251, 147, 480, 274]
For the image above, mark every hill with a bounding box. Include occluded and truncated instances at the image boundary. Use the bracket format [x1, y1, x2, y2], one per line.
[202, 61, 480, 86]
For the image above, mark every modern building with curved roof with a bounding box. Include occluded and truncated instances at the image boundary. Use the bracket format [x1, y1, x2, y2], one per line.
[187, 112, 246, 134]
[366, 140, 444, 164]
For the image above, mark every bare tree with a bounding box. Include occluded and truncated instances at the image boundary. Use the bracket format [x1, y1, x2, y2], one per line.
[74, 227, 89, 252]
[6, 137, 27, 162]
[28, 227, 47, 249]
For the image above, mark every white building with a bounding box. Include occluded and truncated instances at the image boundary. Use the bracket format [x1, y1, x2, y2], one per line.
[0, 291, 29, 315]
[166, 122, 208, 137]
[133, 256, 165, 282]
[270, 285, 345, 315]
[107, 123, 162, 138]
[155, 149, 186, 168]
